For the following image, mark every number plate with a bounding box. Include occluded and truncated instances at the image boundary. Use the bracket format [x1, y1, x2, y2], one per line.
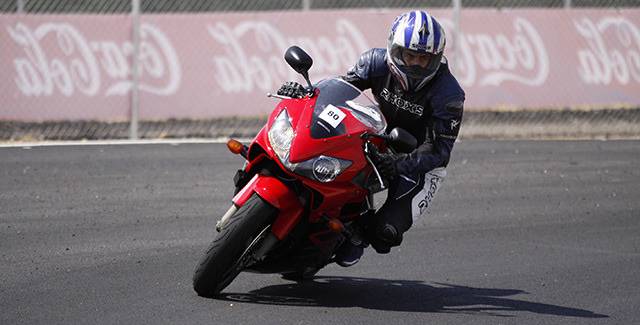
[318, 104, 346, 128]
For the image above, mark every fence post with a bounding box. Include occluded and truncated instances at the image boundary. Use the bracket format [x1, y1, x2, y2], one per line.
[16, 0, 25, 13]
[452, 0, 461, 76]
[302, 0, 311, 11]
[130, 0, 140, 139]
[564, 0, 571, 8]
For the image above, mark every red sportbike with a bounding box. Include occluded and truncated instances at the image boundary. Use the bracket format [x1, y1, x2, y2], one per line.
[193, 46, 416, 297]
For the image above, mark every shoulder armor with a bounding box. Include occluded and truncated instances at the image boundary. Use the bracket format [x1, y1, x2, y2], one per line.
[351, 48, 389, 80]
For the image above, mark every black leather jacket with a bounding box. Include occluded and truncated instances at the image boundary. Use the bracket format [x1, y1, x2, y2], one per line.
[342, 48, 465, 177]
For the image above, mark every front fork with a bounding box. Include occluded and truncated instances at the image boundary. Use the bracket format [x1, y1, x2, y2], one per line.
[364, 142, 387, 191]
[215, 205, 238, 232]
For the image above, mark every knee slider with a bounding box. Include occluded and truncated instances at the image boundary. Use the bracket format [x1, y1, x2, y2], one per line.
[378, 224, 403, 246]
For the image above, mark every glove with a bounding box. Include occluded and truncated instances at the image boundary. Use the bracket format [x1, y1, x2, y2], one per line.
[369, 146, 400, 184]
[276, 81, 306, 98]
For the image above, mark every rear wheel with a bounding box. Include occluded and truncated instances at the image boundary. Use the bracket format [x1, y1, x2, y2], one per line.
[193, 194, 277, 297]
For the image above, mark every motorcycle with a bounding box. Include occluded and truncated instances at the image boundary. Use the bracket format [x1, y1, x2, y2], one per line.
[193, 46, 417, 298]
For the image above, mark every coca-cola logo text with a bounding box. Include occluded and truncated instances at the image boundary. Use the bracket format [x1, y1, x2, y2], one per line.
[576, 17, 640, 85]
[8, 22, 181, 97]
[208, 19, 369, 93]
[448, 17, 549, 87]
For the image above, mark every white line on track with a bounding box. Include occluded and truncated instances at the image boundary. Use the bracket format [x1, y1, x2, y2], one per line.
[0, 138, 255, 148]
[0, 137, 632, 149]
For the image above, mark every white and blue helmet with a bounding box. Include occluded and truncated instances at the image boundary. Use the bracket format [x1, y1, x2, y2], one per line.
[387, 10, 446, 92]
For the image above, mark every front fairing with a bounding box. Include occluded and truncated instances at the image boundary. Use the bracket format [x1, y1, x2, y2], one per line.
[259, 78, 385, 185]
[308, 78, 386, 139]
[287, 78, 386, 163]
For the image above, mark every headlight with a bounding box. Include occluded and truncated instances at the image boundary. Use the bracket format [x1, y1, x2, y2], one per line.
[267, 109, 294, 163]
[267, 109, 351, 182]
[293, 155, 352, 183]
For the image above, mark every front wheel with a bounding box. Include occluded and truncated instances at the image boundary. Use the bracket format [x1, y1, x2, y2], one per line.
[193, 194, 277, 297]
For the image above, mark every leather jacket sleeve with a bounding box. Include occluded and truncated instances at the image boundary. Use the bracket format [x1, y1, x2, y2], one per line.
[396, 98, 464, 176]
[342, 48, 388, 91]
[343, 50, 465, 176]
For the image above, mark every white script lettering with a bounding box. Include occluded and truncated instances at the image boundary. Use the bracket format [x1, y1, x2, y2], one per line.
[8, 22, 181, 97]
[575, 17, 640, 85]
[208, 19, 369, 93]
[445, 17, 549, 87]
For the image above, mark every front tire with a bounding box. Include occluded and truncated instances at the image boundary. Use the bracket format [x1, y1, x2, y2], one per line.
[193, 194, 277, 297]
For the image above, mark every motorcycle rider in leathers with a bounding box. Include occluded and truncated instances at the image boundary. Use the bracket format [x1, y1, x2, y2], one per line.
[277, 10, 465, 267]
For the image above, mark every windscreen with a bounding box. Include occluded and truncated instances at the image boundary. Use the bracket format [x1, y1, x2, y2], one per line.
[310, 78, 387, 139]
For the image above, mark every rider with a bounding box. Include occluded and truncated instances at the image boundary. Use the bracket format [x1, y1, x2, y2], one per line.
[277, 10, 465, 267]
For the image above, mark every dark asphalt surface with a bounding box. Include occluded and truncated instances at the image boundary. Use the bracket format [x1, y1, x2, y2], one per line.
[1, 140, 639, 325]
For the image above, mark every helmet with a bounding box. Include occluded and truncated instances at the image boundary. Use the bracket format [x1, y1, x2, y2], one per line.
[387, 10, 446, 92]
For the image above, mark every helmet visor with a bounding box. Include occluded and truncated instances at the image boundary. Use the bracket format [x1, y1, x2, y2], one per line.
[389, 46, 442, 88]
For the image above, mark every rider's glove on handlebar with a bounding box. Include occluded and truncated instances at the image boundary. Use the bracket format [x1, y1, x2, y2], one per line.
[277, 81, 306, 98]
[369, 146, 404, 184]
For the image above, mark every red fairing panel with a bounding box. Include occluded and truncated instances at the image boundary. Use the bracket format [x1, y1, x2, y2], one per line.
[232, 174, 304, 240]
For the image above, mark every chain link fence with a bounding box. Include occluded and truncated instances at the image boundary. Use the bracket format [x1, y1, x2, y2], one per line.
[3, 109, 639, 141]
[1, 0, 639, 141]
[1, 0, 638, 13]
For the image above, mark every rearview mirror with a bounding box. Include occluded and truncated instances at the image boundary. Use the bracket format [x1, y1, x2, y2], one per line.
[284, 46, 313, 75]
[284, 45, 315, 95]
[388, 127, 417, 153]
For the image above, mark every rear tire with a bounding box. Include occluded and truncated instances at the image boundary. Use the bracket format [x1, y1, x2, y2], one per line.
[193, 194, 277, 297]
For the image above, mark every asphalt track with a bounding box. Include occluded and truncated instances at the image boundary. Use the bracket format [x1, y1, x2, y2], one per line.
[1, 140, 639, 325]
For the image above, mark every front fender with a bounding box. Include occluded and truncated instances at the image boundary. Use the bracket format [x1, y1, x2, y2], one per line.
[232, 174, 303, 240]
